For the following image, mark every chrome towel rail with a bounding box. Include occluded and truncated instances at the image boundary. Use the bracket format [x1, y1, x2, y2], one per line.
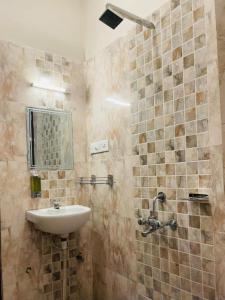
[76, 175, 114, 187]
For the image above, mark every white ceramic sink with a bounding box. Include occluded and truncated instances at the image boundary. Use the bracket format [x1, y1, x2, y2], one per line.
[26, 205, 91, 236]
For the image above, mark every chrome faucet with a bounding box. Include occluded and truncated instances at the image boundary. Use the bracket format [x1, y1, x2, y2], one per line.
[138, 192, 177, 236]
[138, 217, 177, 237]
[152, 191, 166, 217]
[138, 217, 161, 237]
[52, 199, 61, 209]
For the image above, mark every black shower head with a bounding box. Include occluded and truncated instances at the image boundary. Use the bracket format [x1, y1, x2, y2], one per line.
[99, 8, 123, 29]
[99, 4, 155, 30]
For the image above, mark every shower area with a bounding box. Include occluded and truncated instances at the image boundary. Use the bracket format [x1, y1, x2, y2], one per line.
[84, 0, 225, 297]
[1, 0, 225, 299]
[88, 0, 225, 299]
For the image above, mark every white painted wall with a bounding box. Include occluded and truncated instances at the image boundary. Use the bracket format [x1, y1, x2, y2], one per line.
[0, 0, 84, 61]
[0, 0, 169, 61]
[83, 0, 169, 60]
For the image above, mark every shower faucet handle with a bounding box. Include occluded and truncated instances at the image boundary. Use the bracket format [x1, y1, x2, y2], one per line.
[138, 216, 159, 226]
[138, 217, 148, 226]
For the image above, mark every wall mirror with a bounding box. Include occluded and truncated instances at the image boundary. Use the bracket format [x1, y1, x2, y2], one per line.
[26, 107, 74, 170]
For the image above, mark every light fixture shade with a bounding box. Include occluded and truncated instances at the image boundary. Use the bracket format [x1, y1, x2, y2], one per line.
[31, 82, 70, 94]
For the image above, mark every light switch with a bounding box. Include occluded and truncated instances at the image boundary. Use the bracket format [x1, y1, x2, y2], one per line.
[90, 139, 109, 154]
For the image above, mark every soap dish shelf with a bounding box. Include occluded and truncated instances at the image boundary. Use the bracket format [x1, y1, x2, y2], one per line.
[182, 193, 209, 203]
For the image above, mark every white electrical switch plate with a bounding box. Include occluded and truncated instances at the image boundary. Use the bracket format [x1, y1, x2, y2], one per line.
[90, 139, 109, 154]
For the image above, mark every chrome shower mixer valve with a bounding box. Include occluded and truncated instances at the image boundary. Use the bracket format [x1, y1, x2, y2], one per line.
[138, 192, 178, 237]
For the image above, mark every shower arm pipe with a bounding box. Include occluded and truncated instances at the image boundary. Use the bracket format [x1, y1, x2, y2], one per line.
[106, 3, 155, 30]
[152, 196, 158, 217]
[152, 192, 166, 217]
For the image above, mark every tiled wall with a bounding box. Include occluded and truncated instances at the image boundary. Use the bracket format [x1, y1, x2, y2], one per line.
[39, 169, 93, 299]
[39, 230, 79, 299]
[214, 0, 225, 298]
[85, 40, 137, 300]
[0, 41, 89, 300]
[39, 170, 78, 299]
[40, 170, 76, 202]
[128, 0, 222, 299]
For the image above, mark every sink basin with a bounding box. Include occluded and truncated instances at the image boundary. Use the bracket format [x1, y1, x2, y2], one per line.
[26, 205, 91, 236]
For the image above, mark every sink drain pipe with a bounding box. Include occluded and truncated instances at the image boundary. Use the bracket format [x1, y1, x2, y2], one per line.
[61, 237, 68, 300]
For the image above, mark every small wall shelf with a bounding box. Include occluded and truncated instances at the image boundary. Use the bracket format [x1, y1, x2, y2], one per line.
[182, 193, 209, 203]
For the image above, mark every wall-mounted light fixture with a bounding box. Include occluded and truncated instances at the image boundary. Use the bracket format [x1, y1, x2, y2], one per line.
[30, 82, 70, 94]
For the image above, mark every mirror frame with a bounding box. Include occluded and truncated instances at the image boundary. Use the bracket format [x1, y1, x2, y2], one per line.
[26, 107, 74, 170]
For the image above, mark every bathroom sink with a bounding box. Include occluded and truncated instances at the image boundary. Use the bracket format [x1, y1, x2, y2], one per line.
[26, 205, 91, 236]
